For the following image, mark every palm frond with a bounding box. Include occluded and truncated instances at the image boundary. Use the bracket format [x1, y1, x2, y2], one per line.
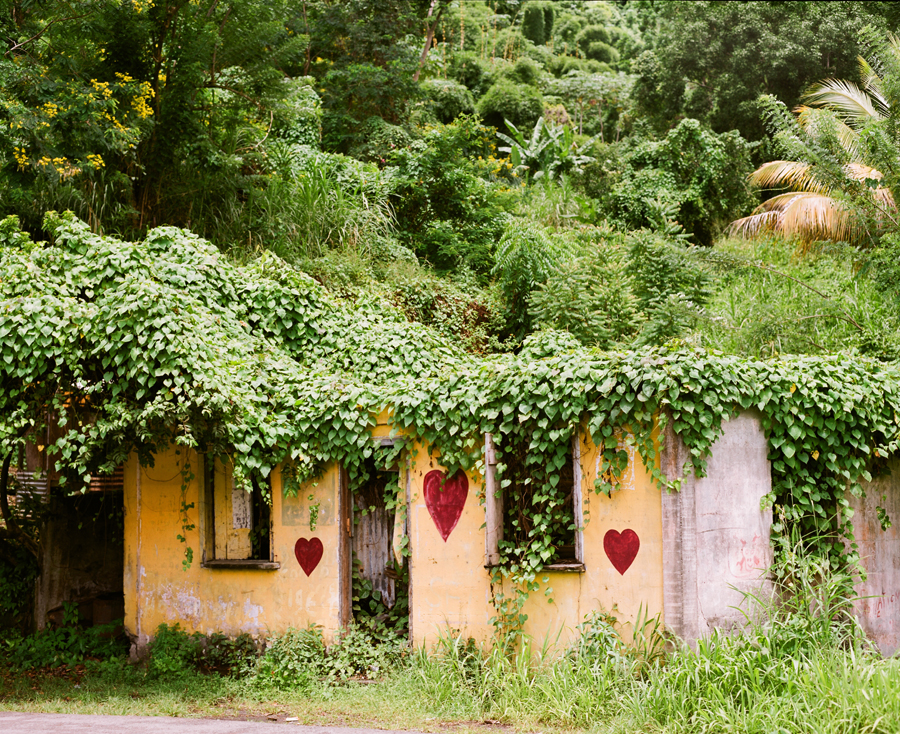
[857, 56, 890, 114]
[802, 79, 884, 127]
[727, 210, 782, 238]
[844, 162, 882, 182]
[730, 193, 858, 244]
[749, 161, 830, 194]
[795, 106, 862, 161]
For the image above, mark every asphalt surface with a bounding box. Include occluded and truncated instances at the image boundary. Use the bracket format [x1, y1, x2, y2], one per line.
[0, 712, 431, 733]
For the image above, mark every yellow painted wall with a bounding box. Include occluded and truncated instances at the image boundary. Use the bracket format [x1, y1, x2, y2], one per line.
[407, 442, 496, 648]
[518, 432, 664, 648]
[124, 447, 346, 646]
[123, 423, 664, 652]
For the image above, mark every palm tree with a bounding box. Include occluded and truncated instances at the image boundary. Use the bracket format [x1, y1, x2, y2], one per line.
[729, 36, 900, 246]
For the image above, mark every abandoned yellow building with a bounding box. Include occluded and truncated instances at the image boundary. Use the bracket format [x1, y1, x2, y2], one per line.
[122, 410, 786, 652]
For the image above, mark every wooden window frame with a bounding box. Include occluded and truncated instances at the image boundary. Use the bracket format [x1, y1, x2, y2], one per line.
[483, 432, 585, 572]
[201, 455, 279, 570]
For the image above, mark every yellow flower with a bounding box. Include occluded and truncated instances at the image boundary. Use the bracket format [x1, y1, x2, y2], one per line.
[13, 147, 28, 170]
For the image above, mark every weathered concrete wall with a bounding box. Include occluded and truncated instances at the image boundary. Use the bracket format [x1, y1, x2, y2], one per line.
[122, 410, 778, 652]
[404, 430, 664, 650]
[123, 448, 349, 649]
[661, 411, 773, 645]
[849, 460, 900, 656]
[35, 491, 124, 630]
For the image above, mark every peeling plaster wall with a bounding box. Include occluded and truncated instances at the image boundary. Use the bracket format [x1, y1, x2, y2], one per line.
[661, 411, 774, 646]
[123, 411, 781, 653]
[516, 433, 665, 648]
[123, 448, 348, 651]
[407, 441, 495, 648]
[850, 460, 900, 656]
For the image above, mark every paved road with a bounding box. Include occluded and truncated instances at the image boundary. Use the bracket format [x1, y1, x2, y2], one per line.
[0, 712, 431, 733]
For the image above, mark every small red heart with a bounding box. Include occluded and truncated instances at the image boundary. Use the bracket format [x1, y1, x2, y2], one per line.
[424, 469, 468, 542]
[294, 537, 323, 576]
[604, 529, 640, 575]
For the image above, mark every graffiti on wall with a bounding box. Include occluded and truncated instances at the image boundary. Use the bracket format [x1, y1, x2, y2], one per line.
[424, 469, 468, 542]
[294, 537, 323, 576]
[604, 528, 640, 574]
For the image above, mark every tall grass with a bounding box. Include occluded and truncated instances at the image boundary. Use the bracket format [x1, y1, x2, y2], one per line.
[699, 235, 900, 358]
[398, 548, 900, 734]
[5, 548, 900, 733]
[249, 142, 396, 261]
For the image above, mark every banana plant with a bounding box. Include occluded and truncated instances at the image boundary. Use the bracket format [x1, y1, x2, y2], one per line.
[497, 118, 596, 182]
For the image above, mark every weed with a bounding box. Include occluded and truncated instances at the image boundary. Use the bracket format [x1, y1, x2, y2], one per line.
[0, 602, 126, 671]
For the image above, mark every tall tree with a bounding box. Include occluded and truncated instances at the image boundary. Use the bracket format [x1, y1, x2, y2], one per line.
[632, 1, 896, 147]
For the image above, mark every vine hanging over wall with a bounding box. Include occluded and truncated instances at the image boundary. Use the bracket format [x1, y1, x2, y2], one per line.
[1, 214, 897, 638]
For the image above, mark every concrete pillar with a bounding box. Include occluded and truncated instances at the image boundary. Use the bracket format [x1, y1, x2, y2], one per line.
[849, 460, 900, 655]
[661, 411, 773, 645]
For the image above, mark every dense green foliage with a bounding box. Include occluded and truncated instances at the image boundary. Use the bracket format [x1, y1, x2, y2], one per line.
[6, 0, 900, 654]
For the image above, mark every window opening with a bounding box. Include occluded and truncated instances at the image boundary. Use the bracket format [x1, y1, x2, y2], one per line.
[487, 431, 583, 570]
[203, 457, 273, 564]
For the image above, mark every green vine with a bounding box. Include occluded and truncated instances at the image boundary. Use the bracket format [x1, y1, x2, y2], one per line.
[1, 214, 898, 640]
[176, 449, 196, 571]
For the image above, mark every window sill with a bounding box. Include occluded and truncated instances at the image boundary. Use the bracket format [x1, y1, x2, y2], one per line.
[542, 562, 585, 573]
[201, 559, 281, 570]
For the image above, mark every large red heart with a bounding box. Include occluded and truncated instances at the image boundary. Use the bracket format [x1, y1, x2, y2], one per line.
[604, 529, 640, 575]
[294, 537, 323, 576]
[424, 469, 468, 542]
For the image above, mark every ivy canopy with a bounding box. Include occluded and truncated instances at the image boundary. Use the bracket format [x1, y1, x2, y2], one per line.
[2, 213, 900, 585]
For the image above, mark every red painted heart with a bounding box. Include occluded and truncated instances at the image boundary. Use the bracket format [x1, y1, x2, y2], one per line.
[424, 469, 468, 542]
[294, 537, 323, 576]
[604, 529, 640, 575]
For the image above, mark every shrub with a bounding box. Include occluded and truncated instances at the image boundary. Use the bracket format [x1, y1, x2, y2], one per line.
[586, 41, 620, 65]
[625, 231, 711, 345]
[249, 625, 327, 690]
[586, 119, 757, 245]
[148, 622, 200, 677]
[477, 80, 544, 133]
[195, 632, 258, 675]
[529, 252, 640, 347]
[271, 77, 322, 148]
[575, 24, 610, 50]
[448, 51, 491, 97]
[387, 116, 512, 273]
[499, 56, 542, 87]
[0, 543, 38, 632]
[2, 602, 126, 671]
[548, 55, 604, 77]
[388, 267, 505, 354]
[347, 116, 415, 163]
[554, 14, 587, 45]
[492, 219, 575, 340]
[420, 79, 475, 124]
[326, 623, 408, 681]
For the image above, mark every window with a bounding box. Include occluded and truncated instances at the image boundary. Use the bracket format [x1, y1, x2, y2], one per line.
[202, 457, 277, 569]
[484, 432, 584, 571]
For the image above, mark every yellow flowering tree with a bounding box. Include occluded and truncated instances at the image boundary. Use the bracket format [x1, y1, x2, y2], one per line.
[1, 0, 306, 236]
